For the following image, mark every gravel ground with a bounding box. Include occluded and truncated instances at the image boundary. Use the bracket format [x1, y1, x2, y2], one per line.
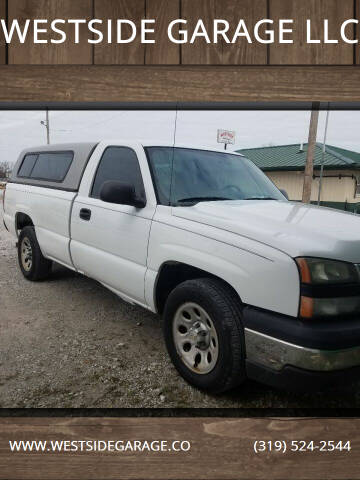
[1, 201, 360, 408]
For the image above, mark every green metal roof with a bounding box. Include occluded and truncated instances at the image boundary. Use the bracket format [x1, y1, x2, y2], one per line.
[238, 143, 360, 172]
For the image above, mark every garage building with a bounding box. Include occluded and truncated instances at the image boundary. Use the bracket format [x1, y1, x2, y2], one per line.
[238, 143, 360, 213]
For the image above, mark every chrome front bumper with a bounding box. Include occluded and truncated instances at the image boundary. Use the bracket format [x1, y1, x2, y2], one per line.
[245, 328, 360, 372]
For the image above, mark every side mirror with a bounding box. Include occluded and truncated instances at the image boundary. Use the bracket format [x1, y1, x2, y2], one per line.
[279, 189, 289, 200]
[100, 181, 146, 208]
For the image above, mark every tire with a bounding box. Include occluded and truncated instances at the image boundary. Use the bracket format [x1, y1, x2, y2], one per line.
[18, 226, 52, 281]
[163, 278, 246, 394]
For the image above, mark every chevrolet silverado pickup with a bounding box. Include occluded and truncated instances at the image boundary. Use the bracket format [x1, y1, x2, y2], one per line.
[3, 141, 360, 393]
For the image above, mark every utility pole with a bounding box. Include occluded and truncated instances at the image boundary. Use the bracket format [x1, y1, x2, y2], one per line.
[317, 106, 330, 206]
[302, 103, 320, 203]
[40, 110, 50, 145]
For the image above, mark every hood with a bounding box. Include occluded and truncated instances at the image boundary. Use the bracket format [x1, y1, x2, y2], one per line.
[172, 200, 360, 263]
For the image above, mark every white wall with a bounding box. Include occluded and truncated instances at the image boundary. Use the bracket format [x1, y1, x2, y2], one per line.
[267, 170, 359, 204]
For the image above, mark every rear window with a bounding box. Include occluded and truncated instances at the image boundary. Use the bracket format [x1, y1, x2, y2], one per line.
[17, 151, 74, 182]
[17, 154, 38, 177]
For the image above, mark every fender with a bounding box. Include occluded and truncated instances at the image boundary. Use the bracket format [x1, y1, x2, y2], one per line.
[147, 218, 300, 317]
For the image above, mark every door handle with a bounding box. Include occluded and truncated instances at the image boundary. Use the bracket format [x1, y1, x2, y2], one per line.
[79, 208, 91, 221]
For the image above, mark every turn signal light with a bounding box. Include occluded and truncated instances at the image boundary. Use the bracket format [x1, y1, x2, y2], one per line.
[299, 296, 314, 319]
[296, 258, 312, 284]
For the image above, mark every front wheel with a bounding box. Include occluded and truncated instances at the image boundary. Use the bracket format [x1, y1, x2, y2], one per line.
[163, 278, 246, 393]
[18, 226, 52, 281]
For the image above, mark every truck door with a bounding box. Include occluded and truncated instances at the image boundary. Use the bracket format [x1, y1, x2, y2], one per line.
[70, 143, 156, 307]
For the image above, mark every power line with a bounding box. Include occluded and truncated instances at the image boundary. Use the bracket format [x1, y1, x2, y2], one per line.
[77, 111, 126, 130]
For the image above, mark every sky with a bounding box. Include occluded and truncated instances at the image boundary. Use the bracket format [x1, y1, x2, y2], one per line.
[1, 109, 360, 166]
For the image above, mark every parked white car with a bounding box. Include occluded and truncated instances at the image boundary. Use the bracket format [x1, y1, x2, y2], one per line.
[3, 141, 360, 393]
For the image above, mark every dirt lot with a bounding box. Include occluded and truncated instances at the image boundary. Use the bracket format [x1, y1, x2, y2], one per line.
[1, 208, 360, 408]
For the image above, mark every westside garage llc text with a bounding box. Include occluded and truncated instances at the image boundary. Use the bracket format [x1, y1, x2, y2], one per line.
[0, 18, 359, 45]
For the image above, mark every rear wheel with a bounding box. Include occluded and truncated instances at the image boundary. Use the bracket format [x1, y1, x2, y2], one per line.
[18, 226, 52, 281]
[163, 278, 246, 393]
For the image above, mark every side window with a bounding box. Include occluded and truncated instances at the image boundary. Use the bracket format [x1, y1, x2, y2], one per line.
[91, 147, 145, 199]
[18, 154, 38, 177]
[30, 152, 73, 182]
[356, 177, 360, 198]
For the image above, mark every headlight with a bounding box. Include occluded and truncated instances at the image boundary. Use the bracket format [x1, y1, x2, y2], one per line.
[296, 258, 360, 319]
[296, 258, 360, 285]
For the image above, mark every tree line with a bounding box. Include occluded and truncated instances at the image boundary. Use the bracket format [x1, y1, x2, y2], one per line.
[0, 161, 12, 179]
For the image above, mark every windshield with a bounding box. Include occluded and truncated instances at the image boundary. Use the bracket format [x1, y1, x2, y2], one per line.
[145, 147, 286, 206]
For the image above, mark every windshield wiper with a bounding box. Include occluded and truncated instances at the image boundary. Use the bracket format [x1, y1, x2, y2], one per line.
[243, 196, 278, 200]
[176, 196, 232, 205]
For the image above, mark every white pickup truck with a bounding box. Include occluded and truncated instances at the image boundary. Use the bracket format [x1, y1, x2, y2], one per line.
[3, 141, 360, 393]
